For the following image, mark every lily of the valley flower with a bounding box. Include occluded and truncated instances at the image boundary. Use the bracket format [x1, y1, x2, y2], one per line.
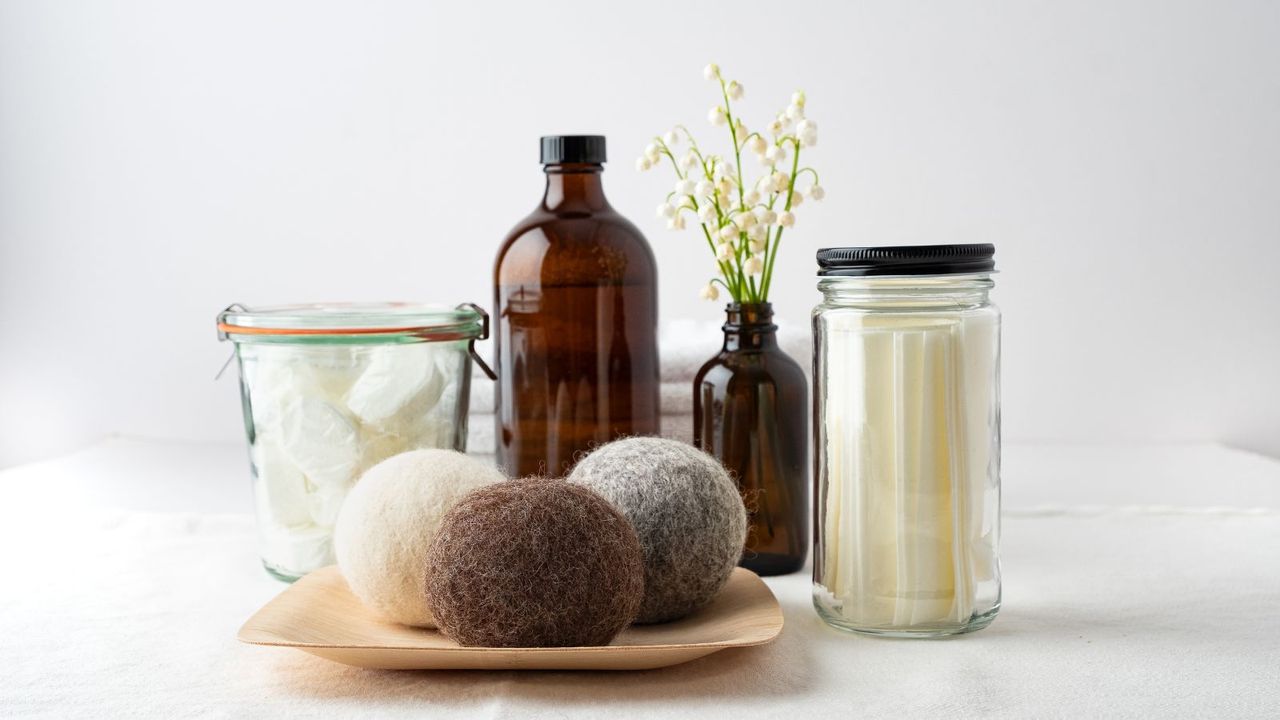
[639, 64, 825, 302]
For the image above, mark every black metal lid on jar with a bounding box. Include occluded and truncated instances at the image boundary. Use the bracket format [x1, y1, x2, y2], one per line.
[816, 244, 996, 277]
[540, 135, 607, 164]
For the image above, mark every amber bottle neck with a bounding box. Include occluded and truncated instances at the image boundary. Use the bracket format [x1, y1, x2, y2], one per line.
[542, 163, 608, 212]
[722, 303, 779, 351]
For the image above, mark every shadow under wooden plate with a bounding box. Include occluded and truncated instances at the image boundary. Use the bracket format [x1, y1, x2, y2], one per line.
[239, 566, 784, 670]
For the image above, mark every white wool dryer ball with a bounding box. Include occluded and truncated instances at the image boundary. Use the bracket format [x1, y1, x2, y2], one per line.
[334, 449, 505, 627]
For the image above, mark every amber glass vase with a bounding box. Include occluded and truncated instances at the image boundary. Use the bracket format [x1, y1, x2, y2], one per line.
[493, 136, 660, 479]
[694, 303, 809, 575]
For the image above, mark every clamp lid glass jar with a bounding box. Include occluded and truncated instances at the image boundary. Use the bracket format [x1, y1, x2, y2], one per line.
[811, 245, 1001, 637]
[217, 302, 493, 581]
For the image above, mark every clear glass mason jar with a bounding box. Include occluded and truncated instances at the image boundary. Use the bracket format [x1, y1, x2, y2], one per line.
[217, 302, 495, 581]
[812, 245, 1001, 637]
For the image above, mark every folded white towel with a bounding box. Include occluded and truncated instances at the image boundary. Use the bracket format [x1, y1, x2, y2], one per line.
[469, 382, 695, 417]
[466, 412, 694, 457]
[660, 319, 812, 382]
[463, 319, 811, 454]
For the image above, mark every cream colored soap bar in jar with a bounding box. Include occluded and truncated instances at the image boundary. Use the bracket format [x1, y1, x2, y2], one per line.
[811, 245, 1001, 637]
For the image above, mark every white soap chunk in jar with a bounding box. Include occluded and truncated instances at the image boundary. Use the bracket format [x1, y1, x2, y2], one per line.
[257, 519, 334, 575]
[306, 484, 349, 528]
[345, 345, 447, 425]
[252, 439, 311, 527]
[279, 395, 362, 488]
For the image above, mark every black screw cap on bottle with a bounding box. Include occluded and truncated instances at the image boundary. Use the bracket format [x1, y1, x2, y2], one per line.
[541, 135, 607, 165]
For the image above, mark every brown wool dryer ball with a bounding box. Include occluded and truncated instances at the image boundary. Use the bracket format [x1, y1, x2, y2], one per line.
[424, 478, 645, 648]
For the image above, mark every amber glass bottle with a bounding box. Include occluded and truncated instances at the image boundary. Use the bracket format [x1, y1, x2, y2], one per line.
[493, 136, 660, 478]
[694, 303, 809, 575]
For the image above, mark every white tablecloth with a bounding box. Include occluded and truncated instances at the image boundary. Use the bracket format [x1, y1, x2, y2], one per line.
[2, 439, 1278, 718]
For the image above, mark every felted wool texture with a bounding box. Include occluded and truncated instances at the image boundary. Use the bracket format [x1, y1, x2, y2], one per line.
[333, 449, 505, 627]
[424, 477, 645, 648]
[567, 437, 747, 624]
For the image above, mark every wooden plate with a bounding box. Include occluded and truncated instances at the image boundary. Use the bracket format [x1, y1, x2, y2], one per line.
[238, 566, 784, 670]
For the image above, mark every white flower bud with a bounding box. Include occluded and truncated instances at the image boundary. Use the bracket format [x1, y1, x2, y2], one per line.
[810, 185, 825, 201]
[718, 224, 738, 241]
[645, 143, 659, 161]
[800, 129, 818, 147]
[771, 171, 789, 192]
[658, 203, 675, 218]
[716, 178, 734, 198]
[704, 63, 721, 80]
[680, 153, 698, 172]
[755, 208, 777, 225]
[694, 180, 715, 197]
[767, 119, 783, 135]
[748, 224, 767, 242]
[778, 211, 795, 228]
[708, 106, 728, 126]
[736, 212, 757, 229]
[698, 204, 718, 223]
[667, 215, 687, 231]
[747, 135, 767, 154]
[701, 282, 720, 301]
[744, 256, 764, 275]
[749, 238, 766, 254]
[796, 119, 815, 134]
[786, 103, 805, 120]
[636, 157, 651, 172]
[766, 145, 788, 165]
[744, 189, 761, 205]
[790, 190, 805, 207]
[675, 179, 696, 196]
[792, 90, 806, 107]
[727, 80, 744, 100]
[663, 130, 679, 146]
[715, 242, 733, 260]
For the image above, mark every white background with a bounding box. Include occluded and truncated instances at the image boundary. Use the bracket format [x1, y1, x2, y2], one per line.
[1, 0, 1277, 468]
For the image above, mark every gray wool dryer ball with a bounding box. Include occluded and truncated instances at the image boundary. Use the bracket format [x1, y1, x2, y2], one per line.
[334, 449, 506, 627]
[567, 437, 748, 624]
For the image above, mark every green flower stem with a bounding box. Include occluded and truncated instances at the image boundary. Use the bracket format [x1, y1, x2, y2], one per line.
[719, 80, 758, 303]
[760, 137, 802, 299]
[661, 142, 741, 299]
